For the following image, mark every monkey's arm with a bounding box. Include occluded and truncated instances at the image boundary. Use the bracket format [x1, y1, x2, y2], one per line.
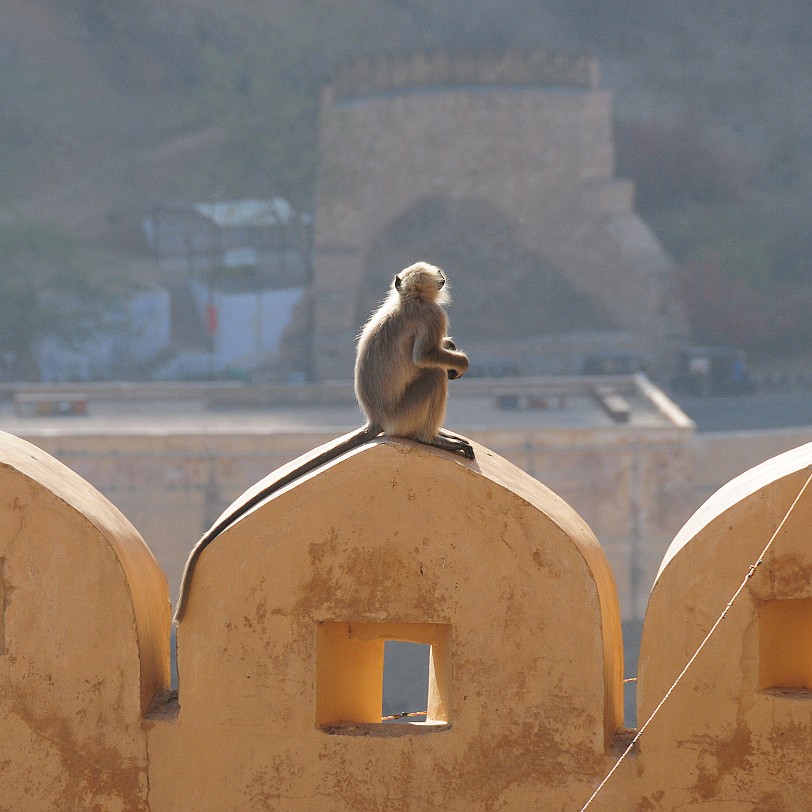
[413, 326, 469, 378]
[173, 423, 380, 622]
[441, 337, 469, 380]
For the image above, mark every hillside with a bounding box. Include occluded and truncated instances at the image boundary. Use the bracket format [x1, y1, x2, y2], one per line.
[2, 1, 809, 219]
[1, 0, 811, 363]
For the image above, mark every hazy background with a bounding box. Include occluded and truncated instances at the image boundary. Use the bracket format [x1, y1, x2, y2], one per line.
[1, 0, 811, 380]
[4, 2, 811, 724]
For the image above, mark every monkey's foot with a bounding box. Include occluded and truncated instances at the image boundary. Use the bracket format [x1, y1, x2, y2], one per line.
[458, 441, 475, 460]
[435, 429, 475, 459]
[429, 434, 475, 460]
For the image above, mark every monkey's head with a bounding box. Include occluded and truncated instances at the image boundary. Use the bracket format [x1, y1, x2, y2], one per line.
[394, 262, 450, 304]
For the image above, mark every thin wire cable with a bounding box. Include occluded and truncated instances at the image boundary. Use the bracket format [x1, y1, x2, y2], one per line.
[579, 466, 812, 812]
[381, 710, 427, 721]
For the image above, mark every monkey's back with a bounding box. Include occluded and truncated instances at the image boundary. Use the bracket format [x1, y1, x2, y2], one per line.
[354, 294, 448, 435]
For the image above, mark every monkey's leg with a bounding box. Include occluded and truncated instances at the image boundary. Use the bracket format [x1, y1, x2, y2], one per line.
[386, 369, 448, 439]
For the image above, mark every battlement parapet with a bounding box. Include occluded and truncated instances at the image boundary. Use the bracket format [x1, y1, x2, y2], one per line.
[325, 48, 599, 102]
[2, 428, 812, 808]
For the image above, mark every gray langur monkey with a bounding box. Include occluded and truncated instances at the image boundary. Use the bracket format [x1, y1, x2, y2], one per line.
[173, 261, 473, 622]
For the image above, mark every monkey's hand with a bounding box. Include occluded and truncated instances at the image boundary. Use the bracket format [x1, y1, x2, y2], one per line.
[444, 339, 458, 379]
[447, 357, 468, 380]
[442, 337, 468, 380]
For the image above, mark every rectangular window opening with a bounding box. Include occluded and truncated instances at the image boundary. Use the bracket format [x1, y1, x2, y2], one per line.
[759, 598, 812, 693]
[382, 641, 430, 724]
[316, 621, 451, 734]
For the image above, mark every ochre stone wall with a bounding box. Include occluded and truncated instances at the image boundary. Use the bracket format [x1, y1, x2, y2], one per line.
[634, 443, 812, 808]
[2, 429, 812, 809]
[20, 424, 696, 623]
[157, 438, 624, 810]
[0, 431, 170, 811]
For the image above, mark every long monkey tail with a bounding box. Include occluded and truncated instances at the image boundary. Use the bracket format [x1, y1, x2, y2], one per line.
[173, 423, 381, 623]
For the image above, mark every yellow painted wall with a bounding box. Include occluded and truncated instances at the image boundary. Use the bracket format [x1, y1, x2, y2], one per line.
[636, 442, 812, 809]
[23, 424, 696, 622]
[2, 428, 812, 809]
[0, 431, 171, 810]
[155, 438, 624, 810]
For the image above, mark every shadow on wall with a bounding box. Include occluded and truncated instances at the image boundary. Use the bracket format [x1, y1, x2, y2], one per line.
[359, 196, 617, 343]
[1, 429, 812, 809]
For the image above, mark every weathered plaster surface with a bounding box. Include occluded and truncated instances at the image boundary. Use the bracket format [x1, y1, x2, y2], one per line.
[0, 430, 170, 810]
[3, 430, 812, 809]
[157, 438, 623, 810]
[639, 442, 812, 809]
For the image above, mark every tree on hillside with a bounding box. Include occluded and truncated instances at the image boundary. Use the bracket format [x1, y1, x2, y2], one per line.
[0, 222, 103, 374]
[185, 28, 319, 209]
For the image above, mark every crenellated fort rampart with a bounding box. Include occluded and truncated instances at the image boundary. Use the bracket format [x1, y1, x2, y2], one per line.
[324, 48, 599, 102]
[311, 49, 685, 381]
[2, 428, 812, 808]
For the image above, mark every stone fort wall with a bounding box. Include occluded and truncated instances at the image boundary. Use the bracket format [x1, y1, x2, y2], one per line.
[311, 50, 684, 380]
[2, 430, 812, 808]
[324, 49, 599, 102]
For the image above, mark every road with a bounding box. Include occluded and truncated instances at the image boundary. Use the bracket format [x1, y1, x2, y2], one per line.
[674, 389, 812, 433]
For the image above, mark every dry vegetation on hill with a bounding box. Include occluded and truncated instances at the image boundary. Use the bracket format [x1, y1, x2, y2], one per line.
[1, 0, 811, 362]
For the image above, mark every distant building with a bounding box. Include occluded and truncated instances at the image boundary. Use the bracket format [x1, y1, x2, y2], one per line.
[142, 199, 312, 380]
[183, 280, 304, 378]
[143, 199, 312, 287]
[37, 286, 171, 382]
[311, 50, 688, 380]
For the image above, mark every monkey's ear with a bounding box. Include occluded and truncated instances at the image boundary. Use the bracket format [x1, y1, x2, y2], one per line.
[394, 274, 402, 291]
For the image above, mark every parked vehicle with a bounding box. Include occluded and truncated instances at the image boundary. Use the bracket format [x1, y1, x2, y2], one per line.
[670, 346, 753, 396]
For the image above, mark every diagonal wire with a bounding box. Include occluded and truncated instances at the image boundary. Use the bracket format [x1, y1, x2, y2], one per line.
[579, 466, 812, 812]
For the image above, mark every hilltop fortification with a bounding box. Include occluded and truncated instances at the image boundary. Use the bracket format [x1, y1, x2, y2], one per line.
[311, 50, 685, 379]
